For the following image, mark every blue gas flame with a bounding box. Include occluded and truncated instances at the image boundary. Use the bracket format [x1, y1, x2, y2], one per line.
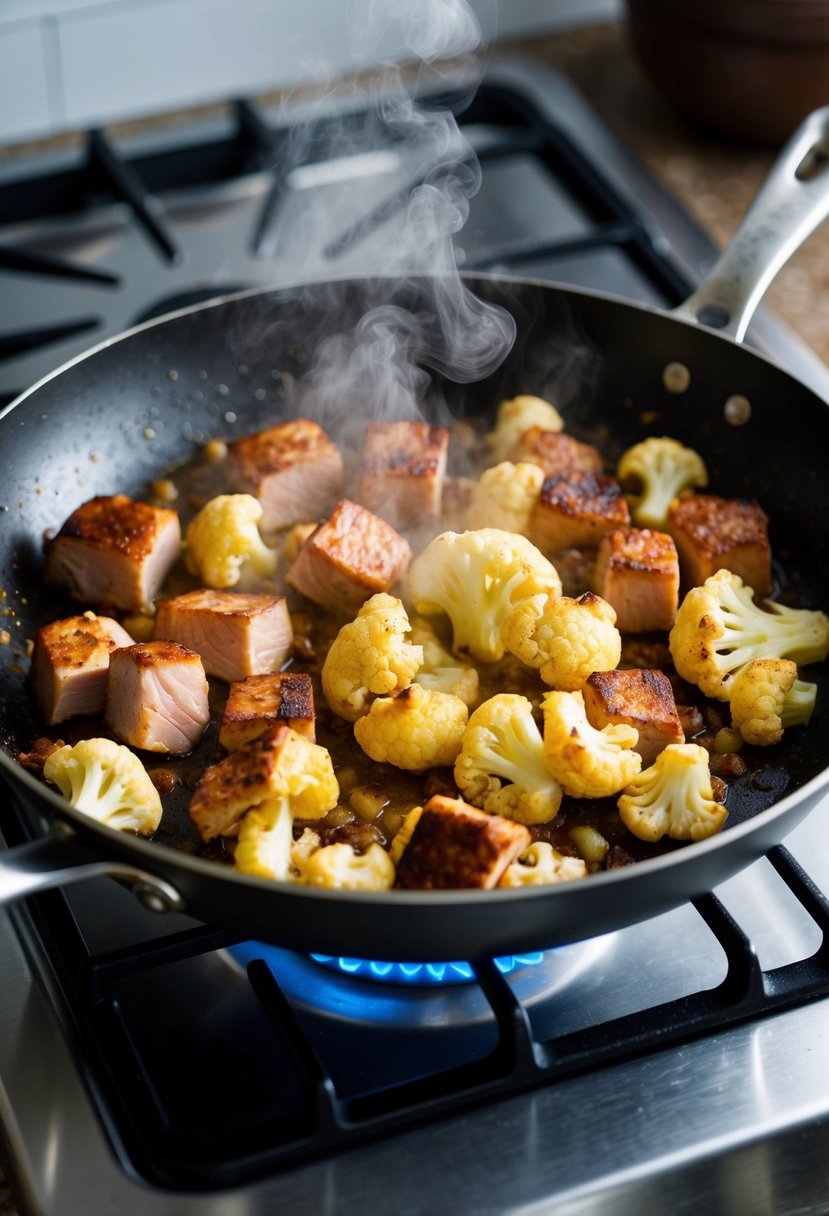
[309, 952, 545, 985]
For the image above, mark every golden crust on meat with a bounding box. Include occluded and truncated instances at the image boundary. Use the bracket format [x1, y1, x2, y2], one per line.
[583, 668, 684, 764]
[229, 419, 340, 486]
[508, 428, 602, 477]
[393, 794, 531, 889]
[157, 588, 284, 621]
[358, 420, 449, 524]
[530, 470, 630, 552]
[593, 526, 680, 633]
[51, 495, 178, 561]
[219, 672, 315, 750]
[35, 614, 122, 670]
[668, 494, 771, 597]
[189, 723, 293, 839]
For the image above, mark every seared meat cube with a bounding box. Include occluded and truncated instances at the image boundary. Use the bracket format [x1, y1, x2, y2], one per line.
[219, 672, 315, 750]
[583, 669, 684, 766]
[667, 494, 772, 597]
[155, 588, 292, 683]
[530, 471, 630, 553]
[31, 612, 133, 725]
[228, 419, 344, 530]
[508, 427, 603, 477]
[357, 420, 449, 526]
[45, 494, 181, 613]
[106, 640, 209, 755]
[286, 498, 412, 615]
[394, 794, 530, 890]
[593, 527, 680, 633]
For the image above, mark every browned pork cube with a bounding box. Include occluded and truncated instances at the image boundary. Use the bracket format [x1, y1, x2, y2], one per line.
[530, 471, 630, 553]
[583, 669, 684, 766]
[45, 495, 181, 613]
[394, 795, 531, 890]
[509, 427, 603, 477]
[30, 613, 134, 725]
[219, 672, 315, 750]
[106, 640, 209, 755]
[667, 494, 772, 597]
[593, 527, 680, 633]
[286, 498, 412, 615]
[228, 419, 344, 530]
[155, 589, 292, 683]
[357, 420, 449, 526]
[189, 722, 297, 840]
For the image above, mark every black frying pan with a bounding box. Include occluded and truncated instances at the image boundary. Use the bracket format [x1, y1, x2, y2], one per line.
[1, 109, 829, 963]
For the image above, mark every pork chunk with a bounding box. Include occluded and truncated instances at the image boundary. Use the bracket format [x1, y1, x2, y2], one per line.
[31, 612, 133, 725]
[583, 669, 684, 766]
[45, 495, 181, 614]
[228, 419, 344, 530]
[155, 589, 292, 683]
[508, 427, 603, 477]
[393, 794, 531, 890]
[530, 471, 630, 554]
[189, 722, 294, 840]
[106, 640, 209, 755]
[219, 672, 315, 750]
[286, 498, 412, 616]
[593, 527, 680, 633]
[357, 420, 449, 527]
[667, 494, 772, 597]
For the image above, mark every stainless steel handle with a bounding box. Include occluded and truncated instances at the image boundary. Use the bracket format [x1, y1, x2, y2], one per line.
[673, 106, 829, 342]
[0, 823, 185, 913]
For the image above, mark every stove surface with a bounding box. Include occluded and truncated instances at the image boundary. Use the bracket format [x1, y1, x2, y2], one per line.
[2, 57, 829, 1216]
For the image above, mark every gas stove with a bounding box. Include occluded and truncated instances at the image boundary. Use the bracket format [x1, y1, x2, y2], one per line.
[3, 58, 829, 1216]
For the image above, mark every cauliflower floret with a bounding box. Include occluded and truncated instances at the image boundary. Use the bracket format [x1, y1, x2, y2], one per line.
[186, 493, 278, 589]
[617, 436, 708, 528]
[303, 842, 395, 890]
[389, 806, 423, 864]
[408, 528, 561, 664]
[617, 742, 727, 842]
[322, 593, 423, 722]
[487, 395, 564, 464]
[43, 737, 162, 834]
[499, 841, 588, 887]
[354, 682, 468, 771]
[669, 570, 829, 701]
[464, 461, 545, 534]
[500, 590, 621, 690]
[411, 619, 479, 707]
[454, 693, 563, 825]
[729, 658, 817, 746]
[541, 690, 641, 798]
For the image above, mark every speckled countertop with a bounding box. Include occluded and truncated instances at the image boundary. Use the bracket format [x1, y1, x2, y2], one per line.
[503, 21, 829, 366]
[0, 18, 826, 1216]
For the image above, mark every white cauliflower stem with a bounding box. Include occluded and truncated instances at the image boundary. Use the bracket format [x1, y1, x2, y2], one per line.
[618, 743, 727, 842]
[43, 737, 162, 834]
[408, 528, 561, 663]
[617, 436, 708, 528]
[411, 619, 479, 707]
[669, 570, 829, 701]
[186, 493, 278, 589]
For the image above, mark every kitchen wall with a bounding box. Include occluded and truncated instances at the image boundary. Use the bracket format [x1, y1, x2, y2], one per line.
[0, 0, 620, 143]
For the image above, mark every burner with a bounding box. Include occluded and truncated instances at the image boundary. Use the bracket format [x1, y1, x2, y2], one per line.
[309, 951, 544, 984]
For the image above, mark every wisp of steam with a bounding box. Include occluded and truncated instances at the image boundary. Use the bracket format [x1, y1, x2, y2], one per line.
[287, 0, 516, 430]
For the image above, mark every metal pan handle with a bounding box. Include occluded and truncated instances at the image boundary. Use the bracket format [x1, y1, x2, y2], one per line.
[673, 106, 829, 342]
[0, 821, 185, 913]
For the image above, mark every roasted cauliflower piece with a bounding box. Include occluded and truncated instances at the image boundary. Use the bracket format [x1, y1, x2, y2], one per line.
[410, 619, 479, 707]
[321, 593, 423, 723]
[389, 806, 424, 865]
[464, 461, 545, 534]
[354, 682, 469, 771]
[500, 590, 621, 691]
[303, 842, 395, 890]
[487, 394, 564, 464]
[186, 493, 278, 589]
[617, 742, 727, 842]
[669, 569, 829, 701]
[408, 528, 561, 664]
[454, 693, 563, 825]
[541, 690, 641, 798]
[43, 737, 162, 835]
[728, 658, 817, 746]
[499, 841, 588, 887]
[617, 436, 708, 529]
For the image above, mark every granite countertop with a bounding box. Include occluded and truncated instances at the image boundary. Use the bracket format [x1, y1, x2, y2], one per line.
[503, 20, 829, 367]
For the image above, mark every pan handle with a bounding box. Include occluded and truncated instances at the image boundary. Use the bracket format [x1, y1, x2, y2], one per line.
[673, 106, 829, 342]
[0, 822, 185, 914]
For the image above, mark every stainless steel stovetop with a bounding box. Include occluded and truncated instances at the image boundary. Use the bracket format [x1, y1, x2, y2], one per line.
[2, 58, 829, 1216]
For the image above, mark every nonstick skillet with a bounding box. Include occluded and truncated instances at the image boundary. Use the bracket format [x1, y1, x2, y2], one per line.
[1, 108, 829, 963]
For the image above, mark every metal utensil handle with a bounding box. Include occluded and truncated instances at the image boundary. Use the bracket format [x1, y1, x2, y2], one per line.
[673, 106, 829, 342]
[0, 823, 185, 913]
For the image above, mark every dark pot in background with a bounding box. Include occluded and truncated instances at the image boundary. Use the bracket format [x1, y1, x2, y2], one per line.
[625, 0, 829, 145]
